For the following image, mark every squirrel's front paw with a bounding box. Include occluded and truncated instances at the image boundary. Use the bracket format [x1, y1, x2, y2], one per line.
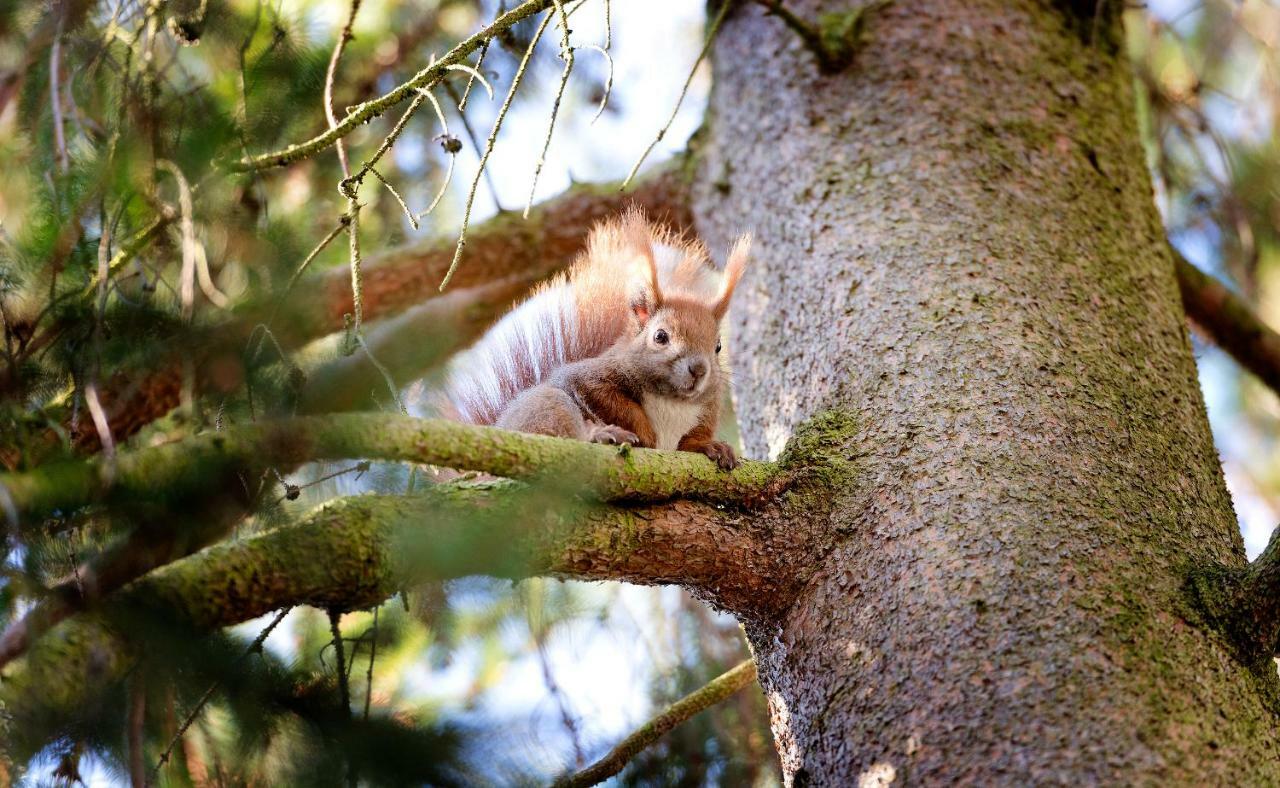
[701, 440, 738, 471]
[589, 424, 640, 446]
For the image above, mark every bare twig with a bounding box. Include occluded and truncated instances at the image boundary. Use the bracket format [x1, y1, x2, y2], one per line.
[442, 80, 502, 211]
[150, 608, 291, 783]
[524, 0, 576, 218]
[228, 0, 556, 172]
[345, 196, 364, 352]
[274, 219, 350, 317]
[622, 0, 731, 189]
[325, 0, 364, 177]
[414, 88, 457, 223]
[554, 659, 758, 787]
[441, 9, 555, 290]
[50, 13, 70, 173]
[370, 168, 418, 229]
[362, 606, 378, 720]
[583, 45, 614, 123]
[457, 42, 490, 111]
[339, 89, 428, 198]
[445, 63, 493, 102]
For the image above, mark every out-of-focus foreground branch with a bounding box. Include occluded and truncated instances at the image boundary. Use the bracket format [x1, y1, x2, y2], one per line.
[1172, 247, 1280, 397]
[0, 480, 776, 759]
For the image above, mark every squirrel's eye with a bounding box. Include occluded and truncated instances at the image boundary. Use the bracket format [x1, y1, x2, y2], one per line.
[715, 339, 722, 354]
[654, 329, 670, 345]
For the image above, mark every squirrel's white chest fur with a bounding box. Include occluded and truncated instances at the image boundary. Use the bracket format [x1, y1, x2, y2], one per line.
[643, 396, 702, 451]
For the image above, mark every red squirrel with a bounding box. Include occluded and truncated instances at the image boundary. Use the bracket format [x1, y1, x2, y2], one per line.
[436, 211, 750, 469]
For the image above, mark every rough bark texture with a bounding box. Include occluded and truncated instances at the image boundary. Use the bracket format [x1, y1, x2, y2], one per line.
[692, 0, 1280, 782]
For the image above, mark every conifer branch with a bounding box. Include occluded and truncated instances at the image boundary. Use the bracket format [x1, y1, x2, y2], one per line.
[0, 484, 776, 749]
[2, 413, 786, 527]
[555, 659, 759, 787]
[1172, 247, 1280, 398]
[225, 0, 558, 173]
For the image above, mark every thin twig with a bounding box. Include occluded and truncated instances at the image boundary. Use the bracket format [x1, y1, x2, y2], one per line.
[621, 0, 730, 189]
[228, 0, 556, 172]
[329, 609, 352, 715]
[355, 332, 407, 414]
[325, 0, 364, 178]
[445, 63, 493, 102]
[150, 608, 291, 783]
[370, 168, 418, 230]
[81, 209, 175, 297]
[363, 606, 378, 720]
[582, 45, 613, 123]
[273, 218, 349, 318]
[158, 160, 225, 317]
[345, 196, 363, 353]
[50, 12, 70, 173]
[554, 659, 758, 787]
[412, 87, 456, 224]
[340, 89, 428, 198]
[457, 42, 490, 111]
[442, 80, 502, 211]
[441, 9, 555, 290]
[524, 0, 576, 218]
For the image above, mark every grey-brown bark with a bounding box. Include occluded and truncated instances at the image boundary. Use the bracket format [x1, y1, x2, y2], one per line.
[691, 0, 1280, 782]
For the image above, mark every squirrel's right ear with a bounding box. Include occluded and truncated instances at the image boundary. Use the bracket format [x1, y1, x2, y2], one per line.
[712, 234, 751, 321]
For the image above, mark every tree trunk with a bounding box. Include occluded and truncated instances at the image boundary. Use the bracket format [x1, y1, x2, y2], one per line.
[692, 0, 1280, 782]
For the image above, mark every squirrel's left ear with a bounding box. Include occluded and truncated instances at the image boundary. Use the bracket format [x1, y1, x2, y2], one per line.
[712, 234, 751, 321]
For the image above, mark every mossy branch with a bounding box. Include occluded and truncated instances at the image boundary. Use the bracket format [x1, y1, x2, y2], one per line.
[1, 412, 786, 528]
[224, 0, 556, 173]
[555, 659, 759, 787]
[0, 484, 775, 755]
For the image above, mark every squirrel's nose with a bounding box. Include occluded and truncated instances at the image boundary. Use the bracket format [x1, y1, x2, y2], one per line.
[688, 357, 708, 381]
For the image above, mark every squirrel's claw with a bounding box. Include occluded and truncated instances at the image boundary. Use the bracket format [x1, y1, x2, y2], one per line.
[589, 424, 640, 447]
[702, 440, 738, 471]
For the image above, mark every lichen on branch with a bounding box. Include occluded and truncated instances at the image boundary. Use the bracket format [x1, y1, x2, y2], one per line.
[1, 412, 785, 528]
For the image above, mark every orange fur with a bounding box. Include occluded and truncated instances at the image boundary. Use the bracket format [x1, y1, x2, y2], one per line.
[435, 211, 750, 469]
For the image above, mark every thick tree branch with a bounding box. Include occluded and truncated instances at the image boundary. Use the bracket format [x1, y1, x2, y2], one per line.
[555, 659, 759, 788]
[3, 413, 784, 527]
[1173, 247, 1280, 397]
[1189, 526, 1280, 660]
[0, 483, 780, 754]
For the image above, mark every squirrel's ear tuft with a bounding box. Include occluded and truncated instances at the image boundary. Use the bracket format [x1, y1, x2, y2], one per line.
[712, 234, 751, 321]
[623, 216, 662, 326]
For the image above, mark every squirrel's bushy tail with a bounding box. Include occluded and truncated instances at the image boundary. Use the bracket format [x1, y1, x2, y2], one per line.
[428, 211, 723, 425]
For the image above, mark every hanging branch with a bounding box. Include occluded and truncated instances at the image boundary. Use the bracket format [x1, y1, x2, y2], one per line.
[325, 0, 364, 178]
[621, 0, 731, 188]
[226, 0, 557, 173]
[523, 0, 576, 218]
[440, 9, 556, 291]
[555, 659, 759, 788]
